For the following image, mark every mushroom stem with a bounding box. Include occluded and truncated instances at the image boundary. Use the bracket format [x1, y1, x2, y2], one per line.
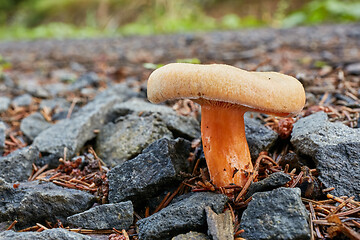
[201, 104, 253, 188]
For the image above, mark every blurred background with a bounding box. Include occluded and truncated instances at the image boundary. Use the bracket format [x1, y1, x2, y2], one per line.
[0, 0, 360, 40]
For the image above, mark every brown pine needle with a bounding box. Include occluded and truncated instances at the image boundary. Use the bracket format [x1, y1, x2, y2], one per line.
[235, 154, 262, 202]
[154, 192, 171, 214]
[6, 220, 17, 230]
[289, 171, 304, 188]
[330, 196, 355, 214]
[30, 164, 49, 181]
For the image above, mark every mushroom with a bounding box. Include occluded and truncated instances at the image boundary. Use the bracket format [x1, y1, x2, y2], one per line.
[147, 63, 305, 188]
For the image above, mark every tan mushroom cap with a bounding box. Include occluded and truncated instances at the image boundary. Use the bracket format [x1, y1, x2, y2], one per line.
[147, 63, 306, 115]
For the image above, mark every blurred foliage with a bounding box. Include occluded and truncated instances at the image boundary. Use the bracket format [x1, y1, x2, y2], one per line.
[0, 54, 11, 76]
[283, 0, 360, 27]
[0, 0, 359, 40]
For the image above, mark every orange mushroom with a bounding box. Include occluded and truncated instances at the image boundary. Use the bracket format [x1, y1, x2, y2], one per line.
[147, 63, 305, 188]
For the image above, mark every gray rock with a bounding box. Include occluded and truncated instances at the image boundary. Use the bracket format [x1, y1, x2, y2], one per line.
[172, 232, 210, 240]
[245, 172, 291, 199]
[161, 113, 201, 140]
[0, 178, 95, 228]
[0, 228, 91, 240]
[0, 147, 39, 182]
[33, 84, 137, 158]
[1, 74, 15, 88]
[0, 121, 5, 155]
[17, 78, 52, 98]
[0, 97, 10, 113]
[205, 207, 233, 240]
[70, 62, 86, 73]
[113, 99, 201, 139]
[0, 221, 12, 232]
[245, 115, 278, 160]
[113, 98, 174, 115]
[67, 201, 133, 230]
[43, 83, 68, 97]
[40, 98, 71, 111]
[240, 187, 310, 240]
[108, 138, 191, 203]
[20, 112, 52, 140]
[70, 72, 100, 90]
[97, 113, 173, 166]
[305, 92, 317, 106]
[80, 87, 97, 96]
[40, 98, 73, 121]
[34, 153, 63, 169]
[12, 93, 33, 107]
[137, 192, 228, 240]
[346, 62, 360, 75]
[51, 69, 77, 82]
[291, 111, 360, 200]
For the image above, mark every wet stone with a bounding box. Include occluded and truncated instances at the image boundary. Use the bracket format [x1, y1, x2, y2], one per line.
[291, 111, 360, 200]
[0, 147, 39, 183]
[0, 178, 95, 228]
[0, 97, 10, 113]
[244, 115, 279, 160]
[245, 172, 292, 199]
[96, 113, 173, 167]
[137, 192, 228, 240]
[240, 187, 310, 240]
[172, 231, 210, 240]
[67, 201, 133, 230]
[20, 112, 52, 141]
[12, 93, 33, 107]
[108, 138, 191, 204]
[0, 228, 91, 240]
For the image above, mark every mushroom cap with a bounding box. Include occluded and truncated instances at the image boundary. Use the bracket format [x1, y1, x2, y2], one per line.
[147, 63, 306, 115]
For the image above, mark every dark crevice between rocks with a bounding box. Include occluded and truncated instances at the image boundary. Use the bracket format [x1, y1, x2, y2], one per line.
[276, 139, 317, 173]
[35, 152, 64, 169]
[293, 152, 317, 170]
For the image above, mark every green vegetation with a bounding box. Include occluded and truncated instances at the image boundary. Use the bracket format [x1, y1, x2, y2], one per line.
[0, 54, 11, 77]
[0, 0, 359, 40]
[283, 0, 360, 28]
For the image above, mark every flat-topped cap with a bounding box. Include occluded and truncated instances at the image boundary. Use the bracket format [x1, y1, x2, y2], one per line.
[147, 63, 306, 115]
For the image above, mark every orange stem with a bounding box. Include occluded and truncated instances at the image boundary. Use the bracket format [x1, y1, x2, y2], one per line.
[201, 104, 253, 187]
